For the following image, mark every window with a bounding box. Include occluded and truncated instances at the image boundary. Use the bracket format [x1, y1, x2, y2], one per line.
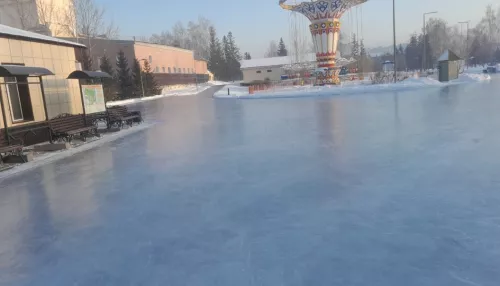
[5, 77, 33, 122]
[267, 70, 272, 73]
[168, 67, 171, 73]
[155, 66, 159, 72]
[183, 68, 186, 73]
[162, 67, 165, 73]
[149, 55, 152, 63]
[173, 67, 176, 73]
[256, 71, 262, 74]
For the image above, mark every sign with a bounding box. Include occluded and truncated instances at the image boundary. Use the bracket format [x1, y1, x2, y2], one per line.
[81, 85, 106, 114]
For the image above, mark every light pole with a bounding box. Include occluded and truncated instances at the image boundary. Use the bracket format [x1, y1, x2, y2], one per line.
[422, 11, 438, 72]
[459, 21, 470, 69]
[393, 0, 397, 82]
[138, 59, 147, 98]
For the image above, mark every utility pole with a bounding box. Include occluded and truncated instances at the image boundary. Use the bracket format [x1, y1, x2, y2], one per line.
[393, 0, 397, 82]
[459, 21, 470, 69]
[422, 11, 438, 73]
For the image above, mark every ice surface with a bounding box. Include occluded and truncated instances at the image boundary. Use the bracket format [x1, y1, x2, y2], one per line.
[2, 83, 500, 285]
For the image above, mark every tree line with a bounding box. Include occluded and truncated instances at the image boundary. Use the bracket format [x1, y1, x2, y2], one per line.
[348, 4, 500, 73]
[207, 27, 243, 81]
[81, 50, 161, 101]
[265, 38, 289, 58]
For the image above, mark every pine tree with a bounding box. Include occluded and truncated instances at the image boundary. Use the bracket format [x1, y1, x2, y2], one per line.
[81, 49, 93, 70]
[494, 47, 500, 62]
[132, 59, 143, 98]
[115, 50, 133, 99]
[351, 34, 359, 58]
[143, 60, 162, 96]
[222, 35, 230, 81]
[277, 37, 288, 56]
[99, 54, 117, 102]
[360, 39, 366, 58]
[244, 52, 252, 60]
[208, 26, 225, 80]
[226, 32, 242, 81]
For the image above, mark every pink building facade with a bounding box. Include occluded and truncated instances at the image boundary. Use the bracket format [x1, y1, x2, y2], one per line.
[65, 38, 209, 85]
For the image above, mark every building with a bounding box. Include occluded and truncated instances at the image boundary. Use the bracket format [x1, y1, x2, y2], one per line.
[0, 0, 74, 37]
[0, 24, 84, 129]
[240, 54, 316, 84]
[62, 38, 209, 85]
[437, 50, 462, 82]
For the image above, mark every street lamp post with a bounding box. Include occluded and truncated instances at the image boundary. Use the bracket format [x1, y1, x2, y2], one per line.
[393, 0, 397, 83]
[138, 59, 147, 98]
[459, 21, 470, 69]
[422, 11, 438, 73]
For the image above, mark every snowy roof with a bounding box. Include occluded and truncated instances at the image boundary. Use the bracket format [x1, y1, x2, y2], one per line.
[241, 53, 317, 69]
[438, 50, 461, 62]
[0, 24, 85, 48]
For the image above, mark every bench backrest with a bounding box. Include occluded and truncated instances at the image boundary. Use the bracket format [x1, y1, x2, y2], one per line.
[49, 114, 86, 133]
[107, 106, 129, 118]
[0, 129, 8, 148]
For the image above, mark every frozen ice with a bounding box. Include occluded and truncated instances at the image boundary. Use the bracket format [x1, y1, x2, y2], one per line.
[2, 81, 500, 285]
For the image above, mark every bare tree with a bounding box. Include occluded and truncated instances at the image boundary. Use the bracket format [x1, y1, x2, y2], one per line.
[62, 0, 119, 39]
[265, 41, 278, 58]
[147, 16, 212, 60]
[11, 0, 37, 30]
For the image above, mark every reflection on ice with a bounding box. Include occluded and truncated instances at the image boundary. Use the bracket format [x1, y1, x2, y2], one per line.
[1, 83, 500, 285]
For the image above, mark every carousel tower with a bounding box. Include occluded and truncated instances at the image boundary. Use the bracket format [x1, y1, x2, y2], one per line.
[279, 0, 368, 84]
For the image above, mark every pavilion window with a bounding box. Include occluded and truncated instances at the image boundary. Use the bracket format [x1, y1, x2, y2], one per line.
[5, 76, 33, 122]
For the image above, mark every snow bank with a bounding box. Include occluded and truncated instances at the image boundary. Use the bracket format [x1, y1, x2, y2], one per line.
[214, 73, 491, 99]
[0, 123, 154, 181]
[107, 81, 226, 106]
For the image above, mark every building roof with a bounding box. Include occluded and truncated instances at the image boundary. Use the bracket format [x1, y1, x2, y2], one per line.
[241, 53, 317, 69]
[438, 50, 461, 62]
[134, 41, 193, 53]
[0, 24, 85, 48]
[67, 70, 112, 79]
[0, 65, 54, 77]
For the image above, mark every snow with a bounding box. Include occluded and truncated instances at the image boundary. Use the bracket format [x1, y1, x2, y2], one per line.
[107, 81, 226, 106]
[240, 54, 317, 69]
[214, 73, 491, 99]
[0, 123, 153, 181]
[0, 24, 84, 47]
[437, 50, 450, 62]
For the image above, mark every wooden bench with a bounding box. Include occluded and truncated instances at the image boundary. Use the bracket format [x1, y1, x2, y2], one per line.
[49, 114, 98, 142]
[0, 130, 24, 163]
[86, 112, 109, 127]
[107, 106, 143, 129]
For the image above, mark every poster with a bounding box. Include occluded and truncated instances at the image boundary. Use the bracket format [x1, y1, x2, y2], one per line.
[81, 85, 106, 114]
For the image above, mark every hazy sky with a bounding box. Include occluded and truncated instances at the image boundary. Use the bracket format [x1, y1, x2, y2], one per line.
[100, 0, 498, 58]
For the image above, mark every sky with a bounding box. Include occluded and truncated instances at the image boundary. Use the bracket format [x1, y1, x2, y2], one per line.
[98, 0, 498, 58]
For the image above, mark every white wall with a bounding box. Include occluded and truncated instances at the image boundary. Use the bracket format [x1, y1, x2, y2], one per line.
[242, 66, 283, 83]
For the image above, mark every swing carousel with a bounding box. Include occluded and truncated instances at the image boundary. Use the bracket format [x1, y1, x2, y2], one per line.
[279, 0, 368, 85]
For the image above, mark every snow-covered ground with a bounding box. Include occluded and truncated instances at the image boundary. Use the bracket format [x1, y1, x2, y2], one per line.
[107, 81, 226, 106]
[214, 73, 491, 99]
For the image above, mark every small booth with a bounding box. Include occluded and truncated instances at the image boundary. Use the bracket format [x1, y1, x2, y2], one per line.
[67, 70, 112, 126]
[0, 65, 54, 147]
[437, 50, 462, 82]
[382, 61, 395, 73]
